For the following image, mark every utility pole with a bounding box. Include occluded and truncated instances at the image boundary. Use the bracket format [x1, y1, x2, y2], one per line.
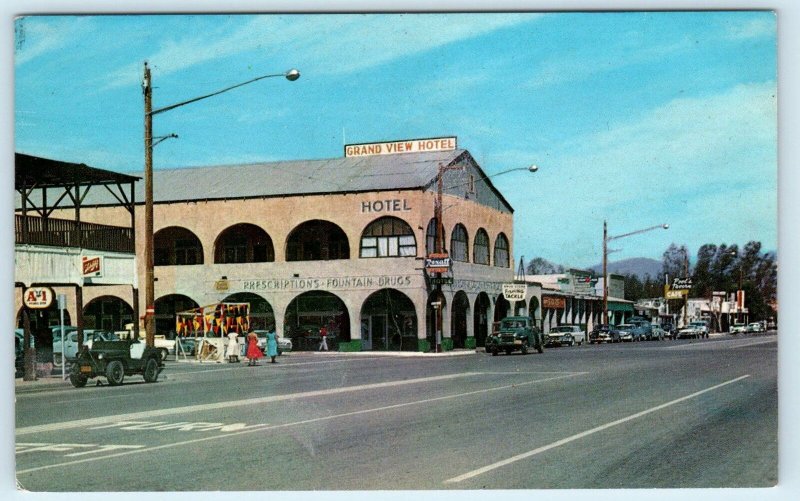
[142, 63, 155, 348]
[603, 220, 608, 325]
[683, 250, 689, 327]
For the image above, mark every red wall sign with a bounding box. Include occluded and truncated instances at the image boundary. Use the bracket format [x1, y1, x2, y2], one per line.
[23, 287, 54, 309]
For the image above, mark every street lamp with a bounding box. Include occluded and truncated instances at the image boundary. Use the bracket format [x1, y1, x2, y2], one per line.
[142, 63, 299, 347]
[431, 162, 538, 352]
[602, 221, 669, 325]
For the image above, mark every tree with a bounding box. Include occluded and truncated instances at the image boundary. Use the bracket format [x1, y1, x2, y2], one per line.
[525, 257, 564, 275]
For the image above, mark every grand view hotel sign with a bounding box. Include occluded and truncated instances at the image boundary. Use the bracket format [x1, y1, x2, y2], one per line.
[345, 136, 457, 157]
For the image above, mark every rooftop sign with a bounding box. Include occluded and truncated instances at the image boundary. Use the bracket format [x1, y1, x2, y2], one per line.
[345, 136, 457, 158]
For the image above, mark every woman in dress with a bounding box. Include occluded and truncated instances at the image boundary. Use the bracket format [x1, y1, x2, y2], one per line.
[245, 329, 263, 366]
[266, 327, 279, 364]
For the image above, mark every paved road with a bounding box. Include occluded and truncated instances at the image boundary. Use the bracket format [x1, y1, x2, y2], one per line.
[15, 333, 777, 491]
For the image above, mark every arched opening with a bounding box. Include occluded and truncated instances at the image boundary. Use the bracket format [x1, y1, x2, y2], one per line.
[451, 291, 470, 349]
[473, 228, 490, 265]
[529, 296, 541, 330]
[493, 233, 510, 268]
[426, 290, 447, 351]
[513, 300, 527, 316]
[154, 294, 199, 337]
[154, 226, 204, 266]
[360, 216, 417, 258]
[221, 292, 275, 330]
[450, 224, 469, 262]
[286, 220, 349, 261]
[83, 296, 133, 331]
[360, 289, 417, 351]
[473, 292, 491, 348]
[284, 291, 350, 350]
[214, 223, 274, 264]
[494, 295, 511, 322]
[425, 218, 446, 255]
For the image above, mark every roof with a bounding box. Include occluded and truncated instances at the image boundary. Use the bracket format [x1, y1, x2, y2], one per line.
[15, 153, 140, 189]
[67, 149, 514, 211]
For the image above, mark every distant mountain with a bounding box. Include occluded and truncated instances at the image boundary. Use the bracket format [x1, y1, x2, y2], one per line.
[588, 257, 662, 279]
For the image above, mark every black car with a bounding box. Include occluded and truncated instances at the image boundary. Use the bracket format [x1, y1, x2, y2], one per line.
[589, 324, 621, 344]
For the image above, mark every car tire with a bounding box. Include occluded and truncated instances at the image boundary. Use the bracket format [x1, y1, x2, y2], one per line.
[520, 343, 528, 355]
[158, 348, 169, 361]
[491, 349, 498, 356]
[105, 360, 125, 386]
[143, 358, 159, 383]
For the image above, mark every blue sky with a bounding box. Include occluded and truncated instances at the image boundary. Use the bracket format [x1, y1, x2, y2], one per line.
[13, 12, 777, 269]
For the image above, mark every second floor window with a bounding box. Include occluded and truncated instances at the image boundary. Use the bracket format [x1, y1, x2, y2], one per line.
[360, 217, 416, 258]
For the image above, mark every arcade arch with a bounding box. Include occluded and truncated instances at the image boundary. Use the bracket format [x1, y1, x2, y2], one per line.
[360, 289, 417, 351]
[286, 220, 349, 261]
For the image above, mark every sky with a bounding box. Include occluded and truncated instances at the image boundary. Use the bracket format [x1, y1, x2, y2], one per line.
[13, 11, 778, 269]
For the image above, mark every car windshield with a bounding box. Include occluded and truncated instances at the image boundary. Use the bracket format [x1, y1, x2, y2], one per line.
[551, 327, 570, 333]
[501, 320, 525, 329]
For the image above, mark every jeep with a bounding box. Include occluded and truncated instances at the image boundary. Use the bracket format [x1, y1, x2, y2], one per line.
[69, 339, 164, 388]
[485, 316, 544, 356]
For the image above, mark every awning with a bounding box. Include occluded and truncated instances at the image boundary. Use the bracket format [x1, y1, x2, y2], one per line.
[607, 302, 634, 312]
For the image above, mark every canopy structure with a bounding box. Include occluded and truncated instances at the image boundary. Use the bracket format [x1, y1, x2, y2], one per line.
[175, 303, 251, 338]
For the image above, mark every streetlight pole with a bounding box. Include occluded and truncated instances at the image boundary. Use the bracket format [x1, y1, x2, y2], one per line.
[141, 62, 299, 348]
[602, 221, 669, 326]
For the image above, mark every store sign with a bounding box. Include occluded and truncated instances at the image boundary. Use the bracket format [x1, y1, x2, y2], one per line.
[82, 256, 103, 277]
[671, 277, 693, 290]
[542, 296, 566, 309]
[214, 280, 229, 291]
[666, 290, 686, 299]
[24, 287, 54, 309]
[502, 284, 526, 301]
[360, 199, 411, 213]
[345, 136, 457, 158]
[425, 254, 451, 274]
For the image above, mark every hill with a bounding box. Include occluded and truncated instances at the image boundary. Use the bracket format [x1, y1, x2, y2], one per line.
[588, 257, 662, 279]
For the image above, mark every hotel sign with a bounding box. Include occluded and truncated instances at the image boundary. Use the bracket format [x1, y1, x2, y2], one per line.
[345, 136, 457, 158]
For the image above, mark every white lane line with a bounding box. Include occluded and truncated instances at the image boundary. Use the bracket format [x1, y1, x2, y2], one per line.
[727, 338, 778, 349]
[443, 374, 751, 484]
[664, 335, 776, 350]
[171, 356, 387, 375]
[16, 372, 585, 475]
[17, 372, 481, 436]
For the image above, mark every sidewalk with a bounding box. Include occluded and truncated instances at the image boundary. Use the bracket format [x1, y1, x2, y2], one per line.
[309, 348, 479, 358]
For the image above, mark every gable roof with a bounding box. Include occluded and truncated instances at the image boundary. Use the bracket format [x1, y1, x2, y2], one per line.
[66, 149, 515, 212]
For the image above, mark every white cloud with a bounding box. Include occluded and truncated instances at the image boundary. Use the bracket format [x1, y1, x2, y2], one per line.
[101, 14, 535, 89]
[723, 17, 775, 41]
[14, 17, 93, 65]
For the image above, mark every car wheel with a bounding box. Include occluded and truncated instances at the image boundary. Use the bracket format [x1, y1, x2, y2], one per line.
[143, 358, 159, 383]
[157, 348, 169, 361]
[520, 343, 528, 355]
[105, 360, 125, 386]
[277, 349, 283, 356]
[491, 349, 498, 356]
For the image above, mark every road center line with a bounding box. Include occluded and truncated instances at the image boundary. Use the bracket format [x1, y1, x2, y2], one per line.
[16, 372, 585, 475]
[442, 374, 751, 484]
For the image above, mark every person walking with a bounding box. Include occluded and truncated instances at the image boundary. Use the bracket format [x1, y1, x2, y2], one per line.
[245, 328, 263, 366]
[318, 325, 328, 351]
[265, 327, 279, 364]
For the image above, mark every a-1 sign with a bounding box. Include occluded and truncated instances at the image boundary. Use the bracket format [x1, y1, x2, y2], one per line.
[24, 287, 54, 309]
[502, 284, 526, 301]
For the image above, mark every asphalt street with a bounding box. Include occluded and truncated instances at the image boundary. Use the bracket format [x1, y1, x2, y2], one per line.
[14, 333, 777, 491]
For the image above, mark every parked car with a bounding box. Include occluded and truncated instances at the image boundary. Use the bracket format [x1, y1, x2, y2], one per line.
[730, 323, 747, 334]
[69, 338, 163, 387]
[677, 321, 709, 339]
[631, 320, 654, 340]
[616, 324, 638, 342]
[545, 325, 585, 347]
[589, 324, 620, 344]
[649, 324, 666, 341]
[661, 323, 676, 339]
[485, 316, 544, 356]
[747, 322, 764, 333]
[53, 329, 119, 365]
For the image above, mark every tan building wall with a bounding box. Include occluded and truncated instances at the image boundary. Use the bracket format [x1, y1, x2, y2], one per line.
[31, 186, 516, 351]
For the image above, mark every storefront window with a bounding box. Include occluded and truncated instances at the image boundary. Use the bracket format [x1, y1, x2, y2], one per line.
[473, 228, 490, 265]
[450, 224, 469, 262]
[360, 217, 416, 258]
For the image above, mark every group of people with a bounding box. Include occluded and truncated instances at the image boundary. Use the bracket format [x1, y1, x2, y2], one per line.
[225, 324, 330, 366]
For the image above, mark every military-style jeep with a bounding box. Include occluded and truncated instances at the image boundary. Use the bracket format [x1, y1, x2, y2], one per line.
[69, 339, 164, 387]
[485, 316, 544, 356]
